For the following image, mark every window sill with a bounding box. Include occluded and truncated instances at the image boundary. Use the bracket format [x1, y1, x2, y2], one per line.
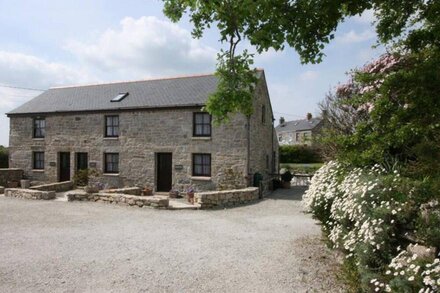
[192, 136, 211, 141]
[32, 169, 45, 172]
[103, 137, 119, 140]
[103, 173, 119, 176]
[32, 138, 45, 141]
[191, 176, 211, 181]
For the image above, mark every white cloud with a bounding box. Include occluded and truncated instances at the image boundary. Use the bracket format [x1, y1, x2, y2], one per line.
[337, 29, 375, 44]
[65, 16, 217, 78]
[0, 51, 90, 89]
[299, 70, 319, 82]
[352, 10, 376, 25]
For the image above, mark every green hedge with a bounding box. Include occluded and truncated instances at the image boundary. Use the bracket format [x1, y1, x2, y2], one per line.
[279, 145, 322, 163]
[0, 146, 8, 168]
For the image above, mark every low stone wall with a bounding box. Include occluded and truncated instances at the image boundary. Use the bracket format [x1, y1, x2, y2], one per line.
[0, 186, 4, 194]
[30, 181, 74, 192]
[4, 188, 56, 200]
[66, 191, 169, 208]
[0, 168, 23, 187]
[99, 187, 142, 196]
[195, 187, 259, 209]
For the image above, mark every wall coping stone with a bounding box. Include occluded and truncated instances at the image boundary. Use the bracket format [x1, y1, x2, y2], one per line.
[100, 187, 142, 195]
[30, 181, 74, 192]
[66, 190, 169, 208]
[4, 188, 56, 200]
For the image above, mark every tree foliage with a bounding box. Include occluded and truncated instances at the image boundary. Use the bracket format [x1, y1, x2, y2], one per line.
[163, 0, 440, 119]
[0, 145, 8, 168]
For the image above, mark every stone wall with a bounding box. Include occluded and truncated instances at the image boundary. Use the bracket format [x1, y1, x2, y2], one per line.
[0, 168, 23, 187]
[9, 108, 248, 192]
[66, 190, 169, 208]
[99, 187, 142, 196]
[4, 188, 56, 200]
[0, 186, 4, 194]
[30, 181, 73, 192]
[195, 187, 259, 209]
[248, 74, 279, 191]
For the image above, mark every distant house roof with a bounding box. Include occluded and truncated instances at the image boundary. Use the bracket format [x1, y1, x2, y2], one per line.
[275, 117, 322, 132]
[7, 71, 263, 116]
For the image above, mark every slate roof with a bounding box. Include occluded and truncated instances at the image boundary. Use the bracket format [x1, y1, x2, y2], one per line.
[7, 74, 222, 115]
[275, 118, 322, 132]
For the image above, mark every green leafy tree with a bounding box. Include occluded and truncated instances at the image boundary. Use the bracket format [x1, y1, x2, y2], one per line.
[162, 0, 440, 120]
[0, 145, 8, 168]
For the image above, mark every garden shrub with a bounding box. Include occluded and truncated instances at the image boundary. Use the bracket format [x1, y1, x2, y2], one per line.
[279, 145, 322, 163]
[304, 161, 440, 292]
[0, 146, 8, 168]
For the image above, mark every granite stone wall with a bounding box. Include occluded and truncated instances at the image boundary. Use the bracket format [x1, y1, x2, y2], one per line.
[9, 108, 248, 192]
[66, 190, 169, 208]
[194, 187, 259, 209]
[4, 188, 56, 200]
[30, 181, 73, 192]
[248, 76, 279, 191]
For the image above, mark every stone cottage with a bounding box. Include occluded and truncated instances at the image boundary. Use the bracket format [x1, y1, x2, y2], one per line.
[7, 70, 279, 192]
[276, 114, 323, 146]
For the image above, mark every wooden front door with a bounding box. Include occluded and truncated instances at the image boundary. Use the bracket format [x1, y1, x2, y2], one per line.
[76, 153, 88, 171]
[156, 153, 172, 192]
[59, 152, 70, 182]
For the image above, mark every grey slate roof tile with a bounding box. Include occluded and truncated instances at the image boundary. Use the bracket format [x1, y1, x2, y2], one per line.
[275, 118, 322, 132]
[7, 74, 220, 115]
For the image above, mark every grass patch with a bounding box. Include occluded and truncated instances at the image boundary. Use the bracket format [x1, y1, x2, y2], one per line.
[280, 163, 323, 174]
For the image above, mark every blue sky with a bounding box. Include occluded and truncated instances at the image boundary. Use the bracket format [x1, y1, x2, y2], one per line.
[0, 0, 383, 146]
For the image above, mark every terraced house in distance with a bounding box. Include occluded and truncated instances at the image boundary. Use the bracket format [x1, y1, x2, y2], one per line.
[7, 70, 279, 193]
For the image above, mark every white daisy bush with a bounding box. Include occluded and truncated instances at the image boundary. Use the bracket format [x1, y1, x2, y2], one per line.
[380, 246, 440, 292]
[303, 161, 440, 292]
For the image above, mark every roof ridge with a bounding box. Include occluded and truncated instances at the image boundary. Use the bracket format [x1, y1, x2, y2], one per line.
[49, 72, 217, 90]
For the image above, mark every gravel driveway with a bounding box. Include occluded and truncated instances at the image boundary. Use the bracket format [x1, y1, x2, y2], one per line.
[0, 187, 344, 293]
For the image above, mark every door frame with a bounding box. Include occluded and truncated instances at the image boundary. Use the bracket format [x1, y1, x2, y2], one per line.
[58, 152, 71, 182]
[156, 152, 173, 192]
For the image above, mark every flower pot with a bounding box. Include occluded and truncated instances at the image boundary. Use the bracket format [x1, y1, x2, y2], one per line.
[282, 181, 291, 189]
[143, 188, 153, 196]
[187, 192, 195, 204]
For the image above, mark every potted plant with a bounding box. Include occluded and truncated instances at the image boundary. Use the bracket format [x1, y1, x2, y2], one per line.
[281, 170, 293, 189]
[169, 188, 180, 198]
[143, 185, 153, 196]
[187, 186, 195, 204]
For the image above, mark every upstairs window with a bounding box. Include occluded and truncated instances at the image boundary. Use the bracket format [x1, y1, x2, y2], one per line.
[104, 153, 119, 173]
[105, 115, 119, 137]
[33, 118, 45, 138]
[192, 154, 211, 177]
[33, 152, 44, 169]
[193, 112, 211, 137]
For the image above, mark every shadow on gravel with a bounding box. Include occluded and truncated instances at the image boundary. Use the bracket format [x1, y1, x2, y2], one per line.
[266, 186, 308, 201]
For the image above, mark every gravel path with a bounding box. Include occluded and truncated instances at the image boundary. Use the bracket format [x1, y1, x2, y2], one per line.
[0, 187, 345, 292]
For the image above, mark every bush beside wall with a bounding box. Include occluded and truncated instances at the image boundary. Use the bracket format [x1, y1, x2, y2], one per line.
[303, 162, 440, 292]
[279, 145, 322, 163]
[0, 146, 8, 168]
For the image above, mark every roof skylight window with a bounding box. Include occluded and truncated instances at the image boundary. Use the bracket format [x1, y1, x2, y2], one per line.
[111, 92, 128, 102]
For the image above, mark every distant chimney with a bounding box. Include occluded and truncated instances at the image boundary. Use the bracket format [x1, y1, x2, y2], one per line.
[279, 117, 285, 125]
[306, 113, 312, 120]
